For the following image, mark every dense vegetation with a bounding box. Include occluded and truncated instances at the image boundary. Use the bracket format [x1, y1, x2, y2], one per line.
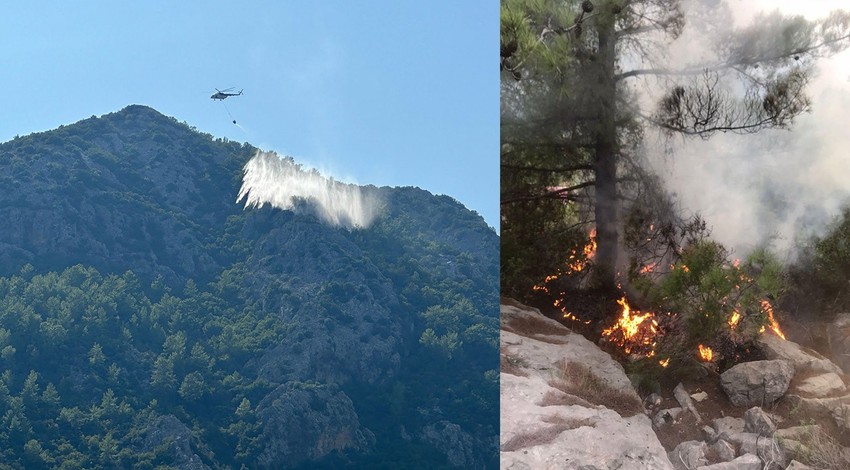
[0, 106, 499, 469]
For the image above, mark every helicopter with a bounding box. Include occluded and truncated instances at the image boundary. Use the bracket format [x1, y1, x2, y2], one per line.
[210, 88, 243, 100]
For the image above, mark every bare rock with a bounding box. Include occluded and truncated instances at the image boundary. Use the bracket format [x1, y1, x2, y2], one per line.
[744, 406, 776, 436]
[419, 421, 479, 469]
[674, 382, 702, 422]
[142, 415, 210, 470]
[691, 391, 709, 402]
[256, 382, 374, 468]
[713, 416, 746, 435]
[785, 460, 814, 470]
[758, 332, 842, 376]
[653, 407, 683, 428]
[720, 360, 795, 407]
[696, 453, 761, 470]
[500, 302, 674, 470]
[669, 440, 707, 470]
[794, 372, 847, 398]
[709, 439, 736, 462]
[645, 392, 663, 407]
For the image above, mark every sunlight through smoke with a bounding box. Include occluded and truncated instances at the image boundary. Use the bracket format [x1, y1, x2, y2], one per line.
[237, 151, 382, 229]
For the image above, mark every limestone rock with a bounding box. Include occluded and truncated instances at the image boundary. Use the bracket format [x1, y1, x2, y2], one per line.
[142, 415, 210, 470]
[744, 406, 776, 436]
[709, 439, 736, 462]
[794, 372, 847, 398]
[723, 432, 785, 466]
[256, 382, 374, 468]
[695, 453, 761, 470]
[691, 391, 709, 402]
[674, 382, 702, 422]
[720, 360, 794, 407]
[669, 440, 707, 470]
[785, 460, 814, 470]
[500, 301, 673, 470]
[419, 421, 479, 469]
[758, 332, 842, 375]
[653, 407, 683, 428]
[713, 416, 746, 435]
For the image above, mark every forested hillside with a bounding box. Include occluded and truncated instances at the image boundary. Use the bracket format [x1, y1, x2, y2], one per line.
[0, 105, 499, 469]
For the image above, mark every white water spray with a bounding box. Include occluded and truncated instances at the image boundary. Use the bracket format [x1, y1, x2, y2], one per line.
[237, 150, 382, 229]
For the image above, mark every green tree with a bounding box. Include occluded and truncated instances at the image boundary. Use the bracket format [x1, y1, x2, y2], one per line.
[501, 0, 850, 291]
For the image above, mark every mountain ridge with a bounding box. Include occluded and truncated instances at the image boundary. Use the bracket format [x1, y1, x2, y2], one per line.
[0, 105, 498, 469]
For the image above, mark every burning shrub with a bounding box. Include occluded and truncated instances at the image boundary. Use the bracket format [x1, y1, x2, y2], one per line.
[636, 240, 786, 367]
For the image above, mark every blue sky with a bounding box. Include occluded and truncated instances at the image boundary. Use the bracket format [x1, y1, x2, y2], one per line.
[0, 2, 498, 230]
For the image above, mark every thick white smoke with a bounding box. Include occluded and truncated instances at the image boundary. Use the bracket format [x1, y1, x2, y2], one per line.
[640, 2, 850, 260]
[237, 150, 383, 229]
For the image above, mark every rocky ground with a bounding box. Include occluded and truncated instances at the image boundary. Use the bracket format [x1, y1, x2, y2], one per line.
[500, 299, 850, 470]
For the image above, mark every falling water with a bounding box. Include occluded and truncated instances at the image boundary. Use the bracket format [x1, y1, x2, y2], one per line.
[236, 150, 382, 229]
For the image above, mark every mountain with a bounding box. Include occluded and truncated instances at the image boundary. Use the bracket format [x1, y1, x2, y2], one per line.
[0, 105, 499, 469]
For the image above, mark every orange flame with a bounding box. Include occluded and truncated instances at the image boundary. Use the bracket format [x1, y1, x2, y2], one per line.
[601, 297, 658, 356]
[729, 311, 741, 329]
[659, 358, 670, 368]
[567, 229, 597, 272]
[760, 300, 785, 340]
[639, 261, 659, 275]
[698, 344, 714, 362]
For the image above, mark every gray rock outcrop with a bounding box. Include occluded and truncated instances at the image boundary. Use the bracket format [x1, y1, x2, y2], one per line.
[500, 301, 673, 470]
[420, 421, 479, 469]
[142, 415, 210, 470]
[758, 332, 842, 376]
[720, 360, 794, 407]
[256, 382, 375, 468]
[695, 453, 761, 470]
[743, 406, 776, 436]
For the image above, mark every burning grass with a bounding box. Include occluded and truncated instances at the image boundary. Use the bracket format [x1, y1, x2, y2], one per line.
[549, 360, 644, 418]
[600, 296, 660, 357]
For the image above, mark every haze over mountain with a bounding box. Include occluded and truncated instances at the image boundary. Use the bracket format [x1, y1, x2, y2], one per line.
[0, 105, 498, 469]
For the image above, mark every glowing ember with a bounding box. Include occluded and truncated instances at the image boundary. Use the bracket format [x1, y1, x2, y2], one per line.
[639, 261, 659, 275]
[601, 297, 659, 356]
[729, 311, 741, 329]
[760, 300, 786, 340]
[698, 344, 714, 362]
[659, 358, 670, 368]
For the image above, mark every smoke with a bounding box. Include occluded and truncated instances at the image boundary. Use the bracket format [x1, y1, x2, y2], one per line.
[237, 150, 383, 229]
[640, 1, 850, 260]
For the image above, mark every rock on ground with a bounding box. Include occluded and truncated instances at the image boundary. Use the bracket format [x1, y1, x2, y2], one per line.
[793, 372, 847, 398]
[720, 360, 794, 407]
[758, 332, 842, 376]
[695, 453, 761, 470]
[500, 301, 673, 470]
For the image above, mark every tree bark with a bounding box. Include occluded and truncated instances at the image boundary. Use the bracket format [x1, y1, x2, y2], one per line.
[592, 14, 620, 292]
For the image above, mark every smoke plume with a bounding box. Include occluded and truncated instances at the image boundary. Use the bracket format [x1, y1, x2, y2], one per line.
[641, 2, 850, 260]
[237, 150, 383, 229]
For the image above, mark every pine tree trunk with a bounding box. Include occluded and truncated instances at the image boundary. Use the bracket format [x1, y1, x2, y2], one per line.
[592, 15, 619, 292]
